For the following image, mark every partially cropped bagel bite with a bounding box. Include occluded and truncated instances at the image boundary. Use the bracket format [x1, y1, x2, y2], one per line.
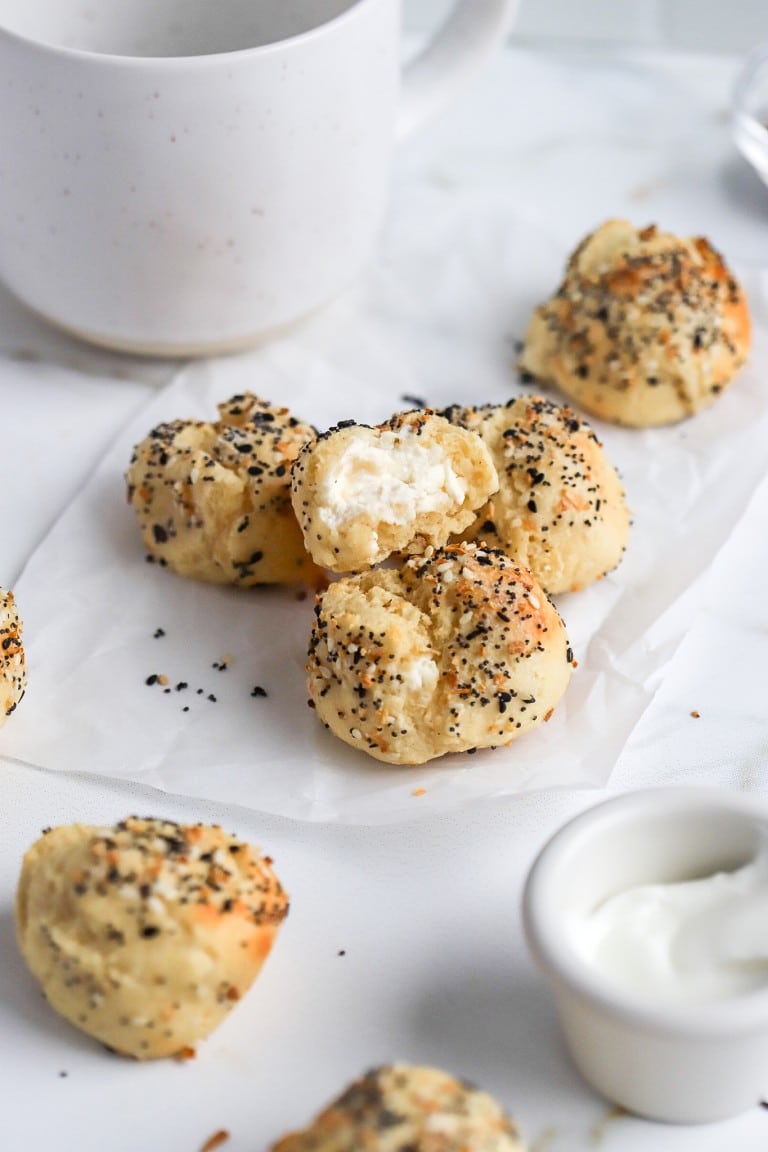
[291, 410, 498, 573]
[0, 588, 26, 724]
[127, 392, 320, 585]
[307, 542, 571, 765]
[442, 396, 630, 594]
[15, 817, 288, 1059]
[270, 1063, 527, 1152]
[520, 219, 750, 426]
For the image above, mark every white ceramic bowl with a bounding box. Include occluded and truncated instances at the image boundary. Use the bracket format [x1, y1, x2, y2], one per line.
[522, 788, 768, 1124]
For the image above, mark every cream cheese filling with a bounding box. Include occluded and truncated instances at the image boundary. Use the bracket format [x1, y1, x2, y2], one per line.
[318, 429, 467, 532]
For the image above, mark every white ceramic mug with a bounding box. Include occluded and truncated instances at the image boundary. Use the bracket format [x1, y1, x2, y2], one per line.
[0, 0, 519, 356]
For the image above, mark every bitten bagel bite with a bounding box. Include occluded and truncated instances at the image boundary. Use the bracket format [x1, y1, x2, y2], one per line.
[520, 219, 751, 427]
[290, 410, 498, 573]
[0, 588, 26, 724]
[270, 1063, 527, 1152]
[307, 542, 571, 765]
[15, 817, 288, 1059]
[126, 392, 320, 585]
[442, 396, 630, 594]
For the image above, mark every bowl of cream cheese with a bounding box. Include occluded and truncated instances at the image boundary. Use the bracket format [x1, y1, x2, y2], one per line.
[522, 787, 768, 1124]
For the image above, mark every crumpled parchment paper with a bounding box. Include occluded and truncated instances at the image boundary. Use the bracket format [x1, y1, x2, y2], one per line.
[5, 195, 768, 824]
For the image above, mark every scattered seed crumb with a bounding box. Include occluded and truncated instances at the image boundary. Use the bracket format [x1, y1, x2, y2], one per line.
[212, 661, 229, 672]
[199, 1131, 230, 1152]
[145, 674, 159, 686]
[163, 687, 171, 694]
[337, 949, 346, 957]
[182, 706, 189, 713]
[157, 674, 169, 686]
[197, 688, 204, 695]
[153, 628, 165, 639]
[400, 393, 426, 408]
[690, 710, 701, 719]
[760, 1099, 768, 1109]
[58, 1071, 68, 1079]
[207, 694, 217, 703]
[529, 1123, 558, 1151]
[412, 788, 427, 797]
[251, 685, 268, 698]
[590, 1105, 626, 1143]
[176, 682, 188, 691]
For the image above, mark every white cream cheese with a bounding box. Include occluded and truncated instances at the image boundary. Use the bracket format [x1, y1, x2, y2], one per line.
[400, 654, 439, 693]
[317, 428, 467, 531]
[575, 851, 768, 1002]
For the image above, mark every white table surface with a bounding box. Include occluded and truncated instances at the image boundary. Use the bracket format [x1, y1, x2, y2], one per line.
[2, 43, 768, 1152]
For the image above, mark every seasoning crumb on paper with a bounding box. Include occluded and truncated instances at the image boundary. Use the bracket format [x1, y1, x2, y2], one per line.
[199, 1130, 230, 1152]
[690, 710, 701, 718]
[590, 1105, 627, 1143]
[528, 1127, 558, 1152]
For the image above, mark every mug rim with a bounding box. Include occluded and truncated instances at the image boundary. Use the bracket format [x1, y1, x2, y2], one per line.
[0, 0, 382, 66]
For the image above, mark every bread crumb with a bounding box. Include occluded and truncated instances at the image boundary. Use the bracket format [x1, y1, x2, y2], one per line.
[200, 1130, 230, 1152]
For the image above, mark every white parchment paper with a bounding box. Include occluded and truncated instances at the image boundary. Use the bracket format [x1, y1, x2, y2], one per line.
[5, 198, 768, 823]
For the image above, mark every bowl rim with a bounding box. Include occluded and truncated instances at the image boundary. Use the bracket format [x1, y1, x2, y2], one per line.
[733, 43, 768, 113]
[522, 786, 768, 1037]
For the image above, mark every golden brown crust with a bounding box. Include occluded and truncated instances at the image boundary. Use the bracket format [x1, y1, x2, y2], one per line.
[270, 1063, 526, 1152]
[520, 220, 751, 427]
[441, 396, 630, 593]
[15, 817, 288, 1059]
[307, 542, 572, 765]
[0, 588, 26, 724]
[290, 410, 498, 573]
[126, 392, 321, 585]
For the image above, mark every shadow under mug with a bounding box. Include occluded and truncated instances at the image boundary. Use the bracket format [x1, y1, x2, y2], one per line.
[0, 0, 519, 357]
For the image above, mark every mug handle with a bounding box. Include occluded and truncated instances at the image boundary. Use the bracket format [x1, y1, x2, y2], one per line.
[397, 0, 520, 139]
